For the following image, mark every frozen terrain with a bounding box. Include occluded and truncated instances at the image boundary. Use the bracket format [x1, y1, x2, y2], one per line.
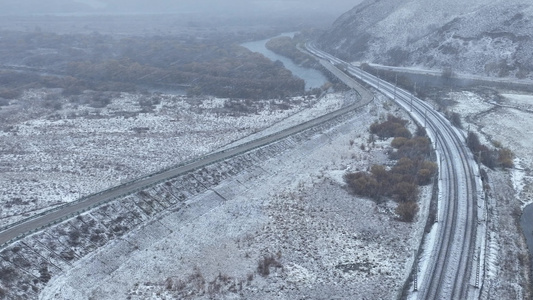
[319, 0, 533, 79]
[0, 90, 344, 228]
[37, 94, 432, 299]
[431, 88, 533, 299]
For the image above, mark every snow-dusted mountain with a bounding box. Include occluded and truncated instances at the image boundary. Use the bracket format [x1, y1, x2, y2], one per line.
[318, 0, 533, 78]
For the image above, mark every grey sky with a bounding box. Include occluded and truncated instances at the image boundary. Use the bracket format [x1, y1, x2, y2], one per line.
[3, 0, 360, 16]
[83, 0, 358, 12]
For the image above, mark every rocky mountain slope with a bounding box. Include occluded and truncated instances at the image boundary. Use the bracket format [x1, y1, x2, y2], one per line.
[318, 0, 533, 78]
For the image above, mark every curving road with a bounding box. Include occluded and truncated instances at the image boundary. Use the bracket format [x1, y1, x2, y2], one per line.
[305, 44, 482, 299]
[0, 61, 373, 249]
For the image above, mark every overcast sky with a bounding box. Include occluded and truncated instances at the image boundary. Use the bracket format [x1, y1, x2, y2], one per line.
[3, 0, 360, 16]
[82, 0, 358, 13]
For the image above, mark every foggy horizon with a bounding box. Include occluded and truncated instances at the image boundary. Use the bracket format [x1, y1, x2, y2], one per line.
[2, 0, 360, 17]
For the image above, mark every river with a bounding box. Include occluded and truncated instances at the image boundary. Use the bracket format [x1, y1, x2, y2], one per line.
[241, 33, 328, 91]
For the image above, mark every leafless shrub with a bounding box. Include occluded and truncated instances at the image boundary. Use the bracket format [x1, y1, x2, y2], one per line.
[0, 267, 17, 284]
[257, 254, 283, 277]
[446, 111, 462, 129]
[396, 201, 419, 222]
[39, 264, 51, 283]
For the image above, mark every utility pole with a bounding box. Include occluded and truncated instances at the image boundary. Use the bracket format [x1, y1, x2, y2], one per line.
[475, 247, 481, 288]
[413, 250, 418, 292]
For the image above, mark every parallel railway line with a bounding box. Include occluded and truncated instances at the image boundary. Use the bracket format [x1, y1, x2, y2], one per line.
[0, 41, 485, 299]
[306, 44, 482, 299]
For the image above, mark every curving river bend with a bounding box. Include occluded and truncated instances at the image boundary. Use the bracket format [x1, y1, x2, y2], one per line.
[241, 32, 328, 91]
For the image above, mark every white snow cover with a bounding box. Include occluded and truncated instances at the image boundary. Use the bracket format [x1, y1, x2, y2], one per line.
[447, 88, 533, 299]
[323, 0, 533, 78]
[39, 94, 433, 299]
[0, 91, 345, 227]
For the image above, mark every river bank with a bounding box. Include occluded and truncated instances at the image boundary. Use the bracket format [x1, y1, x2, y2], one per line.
[241, 33, 328, 91]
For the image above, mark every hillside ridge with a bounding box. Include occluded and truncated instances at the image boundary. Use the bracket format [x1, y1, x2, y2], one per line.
[318, 0, 533, 79]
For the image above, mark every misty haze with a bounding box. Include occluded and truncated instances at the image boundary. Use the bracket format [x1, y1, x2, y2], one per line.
[0, 1, 532, 299]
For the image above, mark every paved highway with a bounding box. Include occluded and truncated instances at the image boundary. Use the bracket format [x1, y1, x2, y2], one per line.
[306, 44, 482, 299]
[0, 61, 373, 248]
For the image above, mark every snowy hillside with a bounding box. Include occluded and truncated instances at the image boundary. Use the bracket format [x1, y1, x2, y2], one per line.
[318, 0, 533, 78]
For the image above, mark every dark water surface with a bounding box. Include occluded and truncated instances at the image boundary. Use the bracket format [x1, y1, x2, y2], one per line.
[241, 33, 328, 91]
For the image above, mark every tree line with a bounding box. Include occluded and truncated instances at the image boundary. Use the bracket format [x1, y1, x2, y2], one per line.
[0, 31, 305, 99]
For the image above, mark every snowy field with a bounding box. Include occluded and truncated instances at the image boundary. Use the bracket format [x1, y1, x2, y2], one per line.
[5, 83, 530, 299]
[37, 95, 432, 299]
[443, 89, 533, 299]
[0, 91, 345, 228]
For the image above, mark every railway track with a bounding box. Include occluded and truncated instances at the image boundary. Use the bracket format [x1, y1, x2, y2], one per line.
[306, 44, 482, 299]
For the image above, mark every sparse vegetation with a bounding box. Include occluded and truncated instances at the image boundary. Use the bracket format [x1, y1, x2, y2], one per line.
[157, 269, 247, 297]
[370, 114, 412, 140]
[0, 266, 18, 285]
[345, 115, 436, 221]
[498, 147, 515, 169]
[467, 131, 514, 169]
[257, 254, 283, 277]
[446, 111, 463, 129]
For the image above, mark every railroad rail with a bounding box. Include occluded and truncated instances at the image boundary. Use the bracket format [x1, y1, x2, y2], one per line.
[306, 43, 483, 299]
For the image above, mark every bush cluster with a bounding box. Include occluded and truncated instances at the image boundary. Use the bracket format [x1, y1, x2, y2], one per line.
[257, 255, 282, 277]
[370, 114, 411, 139]
[446, 111, 463, 129]
[390, 136, 431, 160]
[345, 115, 437, 222]
[344, 157, 436, 202]
[467, 132, 514, 169]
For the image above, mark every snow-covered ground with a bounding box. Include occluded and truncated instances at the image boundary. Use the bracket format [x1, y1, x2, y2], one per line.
[321, 0, 533, 80]
[0, 91, 345, 228]
[440, 89, 533, 299]
[37, 94, 432, 299]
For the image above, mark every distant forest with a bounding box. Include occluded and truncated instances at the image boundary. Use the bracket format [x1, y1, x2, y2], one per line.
[0, 31, 305, 99]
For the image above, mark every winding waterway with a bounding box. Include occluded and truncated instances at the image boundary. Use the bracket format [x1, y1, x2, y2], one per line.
[241, 33, 328, 91]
